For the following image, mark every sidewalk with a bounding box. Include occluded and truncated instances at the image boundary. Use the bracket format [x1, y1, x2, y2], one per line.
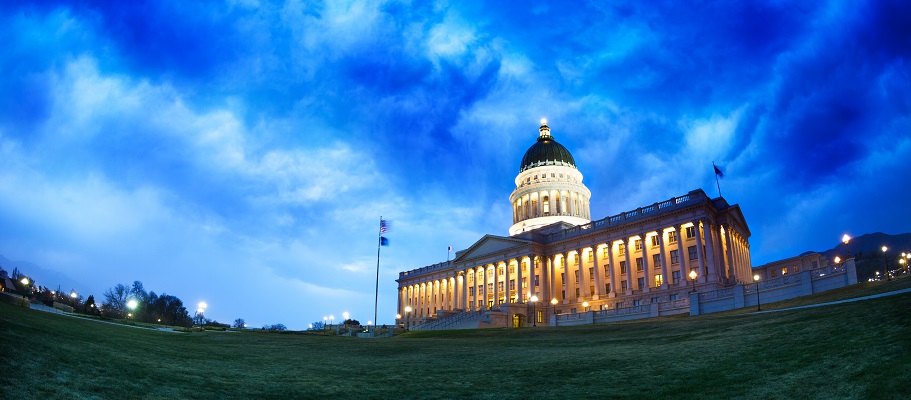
[754, 286, 911, 314]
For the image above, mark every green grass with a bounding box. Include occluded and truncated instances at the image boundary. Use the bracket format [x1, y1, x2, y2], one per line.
[3, 278, 911, 399]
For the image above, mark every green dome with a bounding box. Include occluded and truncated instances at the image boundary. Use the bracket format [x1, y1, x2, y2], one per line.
[519, 123, 576, 172]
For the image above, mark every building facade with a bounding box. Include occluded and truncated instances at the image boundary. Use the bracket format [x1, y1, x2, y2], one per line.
[396, 122, 754, 329]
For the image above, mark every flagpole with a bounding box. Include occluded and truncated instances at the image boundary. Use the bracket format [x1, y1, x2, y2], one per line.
[713, 162, 722, 197]
[373, 216, 382, 334]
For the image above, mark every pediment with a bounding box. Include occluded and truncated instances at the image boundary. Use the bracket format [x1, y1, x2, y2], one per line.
[454, 235, 532, 262]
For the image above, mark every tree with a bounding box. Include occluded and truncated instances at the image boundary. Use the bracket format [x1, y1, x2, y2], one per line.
[148, 293, 192, 327]
[343, 319, 361, 326]
[309, 321, 324, 330]
[103, 283, 129, 317]
[233, 318, 246, 329]
[84, 295, 99, 315]
[267, 324, 287, 331]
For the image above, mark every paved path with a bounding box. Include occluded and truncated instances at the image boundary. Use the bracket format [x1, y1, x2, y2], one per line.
[29, 302, 184, 333]
[754, 287, 911, 314]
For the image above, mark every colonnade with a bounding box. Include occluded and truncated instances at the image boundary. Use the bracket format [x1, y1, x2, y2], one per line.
[397, 217, 753, 320]
[512, 188, 590, 223]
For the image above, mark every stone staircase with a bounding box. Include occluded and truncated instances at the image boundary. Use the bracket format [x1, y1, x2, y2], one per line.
[411, 310, 486, 331]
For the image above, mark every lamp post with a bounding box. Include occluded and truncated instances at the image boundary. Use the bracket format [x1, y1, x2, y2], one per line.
[329, 315, 335, 330]
[342, 311, 350, 326]
[882, 246, 890, 281]
[323, 316, 328, 331]
[529, 295, 539, 327]
[582, 301, 589, 312]
[753, 274, 761, 311]
[842, 234, 851, 259]
[906, 253, 911, 274]
[404, 306, 412, 330]
[834, 256, 841, 264]
[689, 270, 698, 292]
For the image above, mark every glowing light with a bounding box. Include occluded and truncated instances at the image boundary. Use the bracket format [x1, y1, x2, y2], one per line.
[404, 306, 412, 313]
[20, 278, 29, 285]
[343, 312, 350, 320]
[530, 295, 539, 302]
[842, 234, 850, 245]
[127, 299, 138, 310]
[551, 298, 558, 306]
[753, 274, 760, 282]
[540, 118, 547, 125]
[689, 270, 698, 280]
[70, 291, 78, 299]
[395, 314, 402, 319]
[882, 246, 888, 252]
[834, 257, 841, 264]
[198, 302, 208, 310]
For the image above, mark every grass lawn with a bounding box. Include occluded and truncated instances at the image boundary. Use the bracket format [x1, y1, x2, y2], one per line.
[2, 277, 910, 399]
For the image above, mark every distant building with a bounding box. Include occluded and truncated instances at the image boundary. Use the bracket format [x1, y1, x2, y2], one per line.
[396, 121, 755, 329]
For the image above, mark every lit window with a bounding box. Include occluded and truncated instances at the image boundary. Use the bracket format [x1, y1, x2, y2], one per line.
[588, 251, 593, 262]
[781, 267, 788, 275]
[618, 243, 626, 255]
[654, 275, 663, 287]
[602, 247, 609, 258]
[651, 235, 659, 247]
[669, 231, 677, 243]
[793, 265, 800, 273]
[635, 240, 642, 251]
[686, 226, 696, 238]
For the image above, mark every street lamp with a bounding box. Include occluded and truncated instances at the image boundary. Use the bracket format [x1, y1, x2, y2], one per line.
[529, 295, 539, 327]
[404, 306, 412, 330]
[20, 277, 29, 286]
[753, 274, 761, 311]
[689, 270, 698, 292]
[882, 246, 890, 281]
[834, 256, 841, 264]
[329, 315, 335, 329]
[842, 234, 851, 259]
[582, 301, 589, 312]
[342, 311, 350, 325]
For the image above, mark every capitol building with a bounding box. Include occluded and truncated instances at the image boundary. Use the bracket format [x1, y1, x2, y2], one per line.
[396, 121, 757, 329]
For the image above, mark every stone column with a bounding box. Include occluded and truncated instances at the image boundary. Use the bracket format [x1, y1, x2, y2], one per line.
[592, 246, 603, 299]
[694, 220, 707, 284]
[607, 242, 617, 297]
[623, 237, 634, 295]
[562, 252, 571, 303]
[576, 249, 587, 300]
[492, 264, 500, 309]
[548, 255, 556, 302]
[724, 225, 736, 283]
[482, 266, 489, 310]
[658, 230, 669, 289]
[517, 258, 524, 303]
[678, 225, 689, 287]
[640, 234, 650, 292]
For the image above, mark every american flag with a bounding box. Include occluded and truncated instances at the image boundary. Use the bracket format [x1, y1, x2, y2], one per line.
[448, 246, 452, 252]
[380, 219, 389, 233]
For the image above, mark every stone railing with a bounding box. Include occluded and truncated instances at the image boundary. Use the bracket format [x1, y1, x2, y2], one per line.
[399, 261, 452, 279]
[544, 190, 707, 242]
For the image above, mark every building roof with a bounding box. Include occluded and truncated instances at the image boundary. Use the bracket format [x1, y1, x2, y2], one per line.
[519, 122, 576, 172]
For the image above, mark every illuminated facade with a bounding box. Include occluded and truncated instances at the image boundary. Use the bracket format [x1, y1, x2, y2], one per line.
[396, 122, 754, 329]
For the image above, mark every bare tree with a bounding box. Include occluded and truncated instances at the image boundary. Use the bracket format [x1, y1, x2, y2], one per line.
[233, 318, 246, 329]
[102, 283, 129, 316]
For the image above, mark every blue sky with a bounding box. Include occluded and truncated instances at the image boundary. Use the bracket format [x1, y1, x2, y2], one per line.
[1, 0, 909, 329]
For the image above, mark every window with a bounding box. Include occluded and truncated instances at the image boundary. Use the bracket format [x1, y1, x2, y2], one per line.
[616, 302, 624, 308]
[672, 271, 681, 284]
[618, 243, 626, 255]
[688, 246, 698, 261]
[686, 226, 696, 238]
[620, 261, 627, 274]
[636, 257, 643, 271]
[602, 247, 609, 258]
[509, 280, 515, 290]
[653, 254, 661, 268]
[574, 270, 580, 283]
[588, 251, 593, 262]
[633, 300, 642, 307]
[498, 282, 504, 291]
[781, 267, 788, 275]
[537, 310, 543, 323]
[651, 297, 660, 303]
[651, 235, 660, 247]
[635, 239, 642, 251]
[509, 266, 515, 274]
[551, 173, 555, 178]
[487, 283, 493, 292]
[589, 267, 594, 278]
[670, 294, 678, 301]
[621, 281, 628, 291]
[605, 283, 611, 293]
[542, 196, 550, 214]
[637, 277, 645, 290]
[469, 287, 475, 295]
[533, 175, 538, 180]
[534, 275, 540, 286]
[771, 269, 778, 277]
[794, 265, 801, 273]
[604, 266, 610, 277]
[589, 286, 594, 296]
[575, 288, 580, 297]
[670, 250, 680, 265]
[669, 231, 677, 243]
[654, 274, 663, 287]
